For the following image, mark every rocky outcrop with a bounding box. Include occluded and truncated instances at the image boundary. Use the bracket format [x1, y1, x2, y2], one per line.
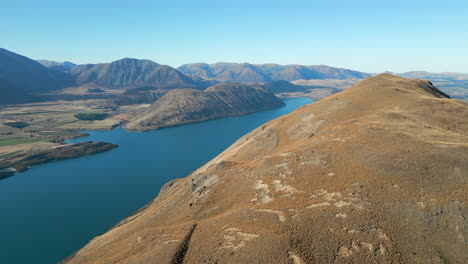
[125, 83, 285, 131]
[0, 141, 117, 175]
[64, 74, 467, 264]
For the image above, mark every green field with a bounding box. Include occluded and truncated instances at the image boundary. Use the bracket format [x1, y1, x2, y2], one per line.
[74, 112, 109, 121]
[0, 137, 50, 147]
[0, 100, 120, 152]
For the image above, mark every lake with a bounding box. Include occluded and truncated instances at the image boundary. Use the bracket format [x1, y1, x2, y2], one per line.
[0, 97, 312, 264]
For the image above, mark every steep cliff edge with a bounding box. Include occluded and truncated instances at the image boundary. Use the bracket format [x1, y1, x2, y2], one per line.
[64, 74, 467, 264]
[125, 83, 285, 131]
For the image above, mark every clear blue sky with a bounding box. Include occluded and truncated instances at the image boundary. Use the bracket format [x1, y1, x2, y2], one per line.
[1, 0, 467, 73]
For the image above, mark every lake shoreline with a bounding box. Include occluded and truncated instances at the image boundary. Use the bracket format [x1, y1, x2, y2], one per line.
[0, 141, 118, 177]
[0, 98, 300, 178]
[0, 97, 312, 264]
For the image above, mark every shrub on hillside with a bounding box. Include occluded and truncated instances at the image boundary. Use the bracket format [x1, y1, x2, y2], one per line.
[74, 112, 109, 121]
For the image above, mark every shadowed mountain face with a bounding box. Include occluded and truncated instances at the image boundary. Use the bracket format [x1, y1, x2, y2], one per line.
[0, 49, 75, 104]
[72, 58, 212, 90]
[0, 77, 27, 105]
[125, 83, 285, 131]
[63, 74, 467, 264]
[178, 63, 371, 83]
[37, 60, 77, 72]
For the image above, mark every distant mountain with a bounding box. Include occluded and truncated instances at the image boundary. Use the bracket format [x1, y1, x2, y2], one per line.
[0, 48, 75, 104]
[72, 58, 213, 90]
[126, 83, 285, 131]
[264, 72, 468, 101]
[396, 71, 468, 81]
[178, 63, 371, 83]
[394, 71, 468, 101]
[37, 60, 77, 72]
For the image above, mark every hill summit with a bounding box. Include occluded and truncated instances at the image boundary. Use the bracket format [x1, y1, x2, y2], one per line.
[64, 74, 467, 263]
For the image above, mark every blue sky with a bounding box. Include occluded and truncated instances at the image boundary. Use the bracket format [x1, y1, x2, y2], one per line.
[1, 0, 467, 73]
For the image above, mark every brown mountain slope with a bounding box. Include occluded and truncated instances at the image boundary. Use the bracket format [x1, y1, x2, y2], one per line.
[63, 74, 468, 264]
[125, 83, 285, 131]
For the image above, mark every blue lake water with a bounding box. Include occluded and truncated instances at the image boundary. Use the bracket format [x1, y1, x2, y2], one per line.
[0, 97, 312, 264]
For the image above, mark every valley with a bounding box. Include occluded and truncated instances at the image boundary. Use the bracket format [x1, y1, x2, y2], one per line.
[0, 97, 312, 264]
[1, 48, 467, 177]
[0, 51, 466, 263]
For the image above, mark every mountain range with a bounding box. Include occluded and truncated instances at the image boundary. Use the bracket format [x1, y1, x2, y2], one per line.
[63, 74, 468, 263]
[0, 50, 213, 105]
[177, 63, 372, 83]
[71, 58, 212, 90]
[1, 48, 467, 105]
